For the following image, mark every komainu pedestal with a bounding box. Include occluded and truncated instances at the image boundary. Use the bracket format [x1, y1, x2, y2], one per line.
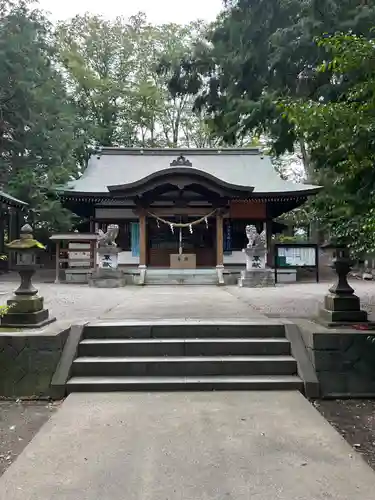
[238, 225, 275, 288]
[238, 268, 275, 288]
[89, 238, 126, 288]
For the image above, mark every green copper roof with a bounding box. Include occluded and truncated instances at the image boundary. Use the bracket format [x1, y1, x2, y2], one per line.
[60, 148, 320, 198]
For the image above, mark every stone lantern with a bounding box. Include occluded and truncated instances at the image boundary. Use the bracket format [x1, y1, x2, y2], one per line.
[319, 241, 368, 326]
[1, 224, 55, 328]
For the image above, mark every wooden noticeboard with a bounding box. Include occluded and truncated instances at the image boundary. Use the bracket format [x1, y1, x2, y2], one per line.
[274, 243, 319, 284]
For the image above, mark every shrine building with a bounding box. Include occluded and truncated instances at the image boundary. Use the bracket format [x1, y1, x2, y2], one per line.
[57, 148, 319, 276]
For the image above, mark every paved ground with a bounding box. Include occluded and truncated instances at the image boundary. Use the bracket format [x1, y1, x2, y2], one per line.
[1, 278, 375, 323]
[0, 392, 374, 500]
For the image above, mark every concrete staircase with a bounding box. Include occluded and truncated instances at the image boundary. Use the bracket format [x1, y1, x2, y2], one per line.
[67, 322, 303, 393]
[145, 269, 218, 285]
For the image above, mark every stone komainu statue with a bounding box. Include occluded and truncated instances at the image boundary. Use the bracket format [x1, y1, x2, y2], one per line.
[245, 224, 267, 269]
[245, 224, 266, 249]
[98, 224, 119, 247]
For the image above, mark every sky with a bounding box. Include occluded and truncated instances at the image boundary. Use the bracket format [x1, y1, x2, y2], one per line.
[37, 0, 224, 24]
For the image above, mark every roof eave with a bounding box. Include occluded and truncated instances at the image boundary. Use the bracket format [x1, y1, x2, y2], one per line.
[252, 186, 322, 198]
[97, 147, 262, 156]
[107, 167, 255, 195]
[57, 186, 321, 202]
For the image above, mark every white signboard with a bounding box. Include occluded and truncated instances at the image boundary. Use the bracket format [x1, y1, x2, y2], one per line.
[277, 246, 316, 267]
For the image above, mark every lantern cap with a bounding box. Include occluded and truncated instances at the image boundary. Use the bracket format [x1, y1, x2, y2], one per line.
[6, 224, 45, 250]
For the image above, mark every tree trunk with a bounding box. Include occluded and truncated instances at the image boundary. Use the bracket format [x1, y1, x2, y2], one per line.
[299, 139, 314, 183]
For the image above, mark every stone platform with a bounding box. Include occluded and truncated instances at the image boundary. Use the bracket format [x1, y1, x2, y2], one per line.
[0, 392, 374, 499]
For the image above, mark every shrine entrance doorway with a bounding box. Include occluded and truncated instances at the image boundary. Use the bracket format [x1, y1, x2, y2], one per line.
[147, 216, 216, 268]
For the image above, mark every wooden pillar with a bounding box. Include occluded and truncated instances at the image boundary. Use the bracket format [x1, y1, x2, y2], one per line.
[139, 213, 147, 267]
[266, 219, 273, 267]
[216, 212, 224, 267]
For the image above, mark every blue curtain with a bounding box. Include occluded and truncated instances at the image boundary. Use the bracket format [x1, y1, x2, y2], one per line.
[131, 222, 140, 257]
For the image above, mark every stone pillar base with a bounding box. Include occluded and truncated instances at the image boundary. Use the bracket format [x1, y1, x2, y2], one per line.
[319, 293, 368, 326]
[238, 269, 275, 288]
[88, 268, 126, 288]
[1, 295, 55, 328]
[216, 265, 225, 285]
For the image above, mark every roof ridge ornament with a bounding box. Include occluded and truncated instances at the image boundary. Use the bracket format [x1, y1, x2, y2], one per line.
[170, 155, 192, 167]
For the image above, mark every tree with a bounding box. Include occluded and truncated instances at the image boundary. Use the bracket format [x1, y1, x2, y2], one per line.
[56, 13, 138, 150]
[282, 33, 375, 255]
[0, 0, 82, 231]
[165, 0, 375, 167]
[56, 13, 214, 150]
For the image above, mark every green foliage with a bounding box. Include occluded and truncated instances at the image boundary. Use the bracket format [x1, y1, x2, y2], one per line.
[275, 235, 308, 244]
[56, 13, 214, 149]
[6, 238, 45, 249]
[0, 0, 83, 231]
[282, 34, 375, 255]
[0, 304, 11, 318]
[165, 0, 375, 158]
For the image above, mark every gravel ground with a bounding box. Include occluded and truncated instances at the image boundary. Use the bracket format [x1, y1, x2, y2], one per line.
[0, 400, 59, 477]
[0, 280, 143, 324]
[316, 400, 375, 471]
[0, 275, 375, 322]
[227, 281, 375, 319]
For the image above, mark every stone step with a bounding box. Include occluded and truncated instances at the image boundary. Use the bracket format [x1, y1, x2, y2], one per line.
[79, 337, 291, 357]
[145, 282, 218, 286]
[72, 355, 297, 377]
[145, 269, 218, 275]
[83, 322, 286, 339]
[145, 270, 218, 285]
[145, 279, 218, 285]
[67, 375, 303, 392]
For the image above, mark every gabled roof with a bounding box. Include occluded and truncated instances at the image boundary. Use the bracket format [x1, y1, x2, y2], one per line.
[0, 190, 28, 208]
[59, 148, 320, 198]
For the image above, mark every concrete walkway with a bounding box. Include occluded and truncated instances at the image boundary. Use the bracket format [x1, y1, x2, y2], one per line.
[0, 392, 374, 499]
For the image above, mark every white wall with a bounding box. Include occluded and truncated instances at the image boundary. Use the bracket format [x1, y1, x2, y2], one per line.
[118, 251, 139, 265]
[223, 251, 244, 265]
